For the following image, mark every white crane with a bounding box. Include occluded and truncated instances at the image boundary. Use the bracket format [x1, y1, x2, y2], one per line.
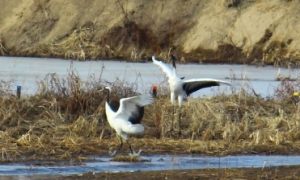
[103, 86, 153, 156]
[152, 56, 231, 106]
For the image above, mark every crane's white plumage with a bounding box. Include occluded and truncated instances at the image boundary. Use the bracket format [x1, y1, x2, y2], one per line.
[152, 57, 176, 78]
[104, 87, 153, 156]
[152, 56, 231, 106]
[107, 95, 153, 139]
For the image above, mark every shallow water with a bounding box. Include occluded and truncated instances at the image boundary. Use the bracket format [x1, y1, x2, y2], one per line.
[1, 155, 300, 176]
[0, 56, 299, 97]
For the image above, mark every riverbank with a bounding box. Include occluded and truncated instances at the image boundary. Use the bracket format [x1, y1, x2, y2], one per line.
[1, 0, 300, 66]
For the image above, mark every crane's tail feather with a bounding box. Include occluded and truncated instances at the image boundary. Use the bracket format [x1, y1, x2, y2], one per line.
[122, 123, 144, 135]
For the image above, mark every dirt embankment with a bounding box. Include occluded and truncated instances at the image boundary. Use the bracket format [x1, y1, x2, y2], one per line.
[0, 0, 300, 65]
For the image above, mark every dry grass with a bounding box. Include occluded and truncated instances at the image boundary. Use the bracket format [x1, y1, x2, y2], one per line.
[0, 72, 300, 162]
[33, 26, 107, 60]
[0, 39, 8, 56]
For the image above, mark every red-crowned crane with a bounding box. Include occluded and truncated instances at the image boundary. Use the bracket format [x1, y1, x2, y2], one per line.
[152, 56, 231, 106]
[103, 86, 153, 156]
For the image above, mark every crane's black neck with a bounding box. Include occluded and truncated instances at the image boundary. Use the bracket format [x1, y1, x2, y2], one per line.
[171, 54, 177, 69]
[104, 88, 120, 112]
[104, 88, 111, 102]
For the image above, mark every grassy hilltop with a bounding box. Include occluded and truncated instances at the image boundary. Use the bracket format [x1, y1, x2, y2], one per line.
[0, 0, 300, 65]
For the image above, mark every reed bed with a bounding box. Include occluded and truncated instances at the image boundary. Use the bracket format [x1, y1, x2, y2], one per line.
[0, 71, 300, 162]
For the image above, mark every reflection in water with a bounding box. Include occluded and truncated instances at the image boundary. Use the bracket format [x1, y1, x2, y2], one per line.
[0, 56, 299, 97]
[1, 155, 300, 176]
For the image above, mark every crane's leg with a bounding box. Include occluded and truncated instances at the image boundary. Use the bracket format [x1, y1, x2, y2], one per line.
[127, 140, 134, 154]
[170, 92, 176, 132]
[116, 136, 124, 151]
[170, 92, 175, 105]
[127, 139, 142, 156]
[178, 95, 183, 107]
[177, 96, 183, 134]
[109, 135, 123, 156]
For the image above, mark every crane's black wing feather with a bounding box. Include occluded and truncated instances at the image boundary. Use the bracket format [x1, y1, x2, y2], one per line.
[183, 81, 220, 96]
[108, 100, 120, 112]
[128, 106, 144, 124]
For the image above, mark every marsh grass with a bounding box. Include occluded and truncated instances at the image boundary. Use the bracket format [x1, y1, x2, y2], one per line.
[0, 71, 300, 162]
[142, 80, 300, 155]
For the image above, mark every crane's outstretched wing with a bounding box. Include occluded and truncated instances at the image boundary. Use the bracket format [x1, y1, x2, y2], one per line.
[152, 56, 176, 79]
[182, 78, 231, 96]
[117, 95, 153, 124]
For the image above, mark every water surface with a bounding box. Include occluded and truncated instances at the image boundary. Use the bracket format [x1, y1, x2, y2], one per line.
[0, 155, 300, 176]
[0, 56, 299, 97]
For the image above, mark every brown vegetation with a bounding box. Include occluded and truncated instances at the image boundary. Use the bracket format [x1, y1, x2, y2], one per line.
[0, 71, 300, 162]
